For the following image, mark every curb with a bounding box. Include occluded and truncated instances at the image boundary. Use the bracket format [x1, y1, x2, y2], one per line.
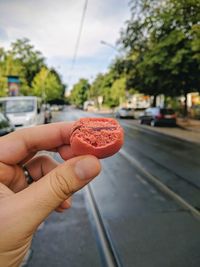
[122, 121, 200, 146]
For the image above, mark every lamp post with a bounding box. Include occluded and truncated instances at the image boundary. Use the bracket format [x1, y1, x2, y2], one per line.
[100, 40, 119, 52]
[100, 40, 125, 108]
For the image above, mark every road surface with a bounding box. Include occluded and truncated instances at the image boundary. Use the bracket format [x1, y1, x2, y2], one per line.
[26, 107, 200, 267]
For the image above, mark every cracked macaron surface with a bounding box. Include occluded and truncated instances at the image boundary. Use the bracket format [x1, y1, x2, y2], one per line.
[70, 118, 124, 158]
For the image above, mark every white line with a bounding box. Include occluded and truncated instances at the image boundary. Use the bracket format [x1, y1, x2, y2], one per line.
[119, 149, 200, 221]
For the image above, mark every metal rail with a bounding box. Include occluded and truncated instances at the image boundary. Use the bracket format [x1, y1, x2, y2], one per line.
[120, 148, 200, 221]
[84, 184, 122, 267]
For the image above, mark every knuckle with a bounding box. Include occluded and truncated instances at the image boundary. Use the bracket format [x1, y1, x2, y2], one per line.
[49, 170, 74, 200]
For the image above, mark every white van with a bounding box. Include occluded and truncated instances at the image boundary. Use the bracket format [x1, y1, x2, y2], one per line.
[0, 96, 45, 127]
[83, 100, 96, 111]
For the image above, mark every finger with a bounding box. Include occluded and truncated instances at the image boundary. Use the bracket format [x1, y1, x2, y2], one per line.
[8, 155, 101, 232]
[55, 197, 72, 212]
[0, 183, 14, 199]
[0, 155, 58, 193]
[0, 162, 26, 192]
[25, 155, 59, 181]
[57, 145, 75, 160]
[25, 155, 72, 210]
[19, 152, 37, 165]
[0, 122, 74, 165]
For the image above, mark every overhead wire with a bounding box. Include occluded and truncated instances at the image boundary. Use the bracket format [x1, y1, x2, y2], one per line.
[68, 0, 88, 87]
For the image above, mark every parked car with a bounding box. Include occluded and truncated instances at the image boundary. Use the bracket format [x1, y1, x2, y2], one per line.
[0, 112, 15, 136]
[0, 96, 45, 127]
[50, 105, 60, 111]
[139, 107, 176, 126]
[115, 107, 135, 119]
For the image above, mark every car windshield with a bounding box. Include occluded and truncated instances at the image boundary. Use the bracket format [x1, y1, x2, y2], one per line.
[6, 99, 35, 113]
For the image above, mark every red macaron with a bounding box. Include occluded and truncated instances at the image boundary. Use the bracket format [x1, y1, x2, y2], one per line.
[70, 117, 124, 159]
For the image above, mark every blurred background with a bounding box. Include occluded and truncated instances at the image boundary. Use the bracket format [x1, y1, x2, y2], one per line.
[0, 0, 200, 266]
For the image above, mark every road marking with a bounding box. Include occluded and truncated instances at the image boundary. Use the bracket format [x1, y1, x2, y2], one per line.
[120, 148, 200, 221]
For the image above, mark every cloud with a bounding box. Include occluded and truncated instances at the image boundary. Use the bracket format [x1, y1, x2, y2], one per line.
[0, 27, 8, 42]
[0, 0, 130, 87]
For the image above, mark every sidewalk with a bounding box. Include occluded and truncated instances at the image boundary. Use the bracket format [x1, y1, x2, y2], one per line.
[177, 118, 200, 133]
[140, 118, 200, 145]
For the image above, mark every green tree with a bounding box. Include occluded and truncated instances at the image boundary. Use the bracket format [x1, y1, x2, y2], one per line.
[110, 77, 126, 107]
[70, 79, 90, 107]
[98, 71, 115, 108]
[0, 49, 28, 96]
[50, 68, 66, 98]
[118, 0, 200, 113]
[10, 38, 45, 87]
[0, 48, 8, 96]
[32, 67, 63, 101]
[89, 74, 106, 106]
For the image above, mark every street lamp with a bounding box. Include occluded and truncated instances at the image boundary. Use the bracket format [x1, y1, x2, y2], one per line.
[100, 40, 125, 108]
[100, 40, 119, 52]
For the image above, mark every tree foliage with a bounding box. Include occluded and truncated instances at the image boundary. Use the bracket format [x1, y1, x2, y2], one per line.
[0, 48, 28, 96]
[88, 68, 126, 108]
[68, 0, 200, 112]
[110, 77, 126, 106]
[70, 79, 90, 107]
[0, 38, 65, 101]
[32, 67, 63, 101]
[10, 38, 45, 87]
[118, 0, 200, 111]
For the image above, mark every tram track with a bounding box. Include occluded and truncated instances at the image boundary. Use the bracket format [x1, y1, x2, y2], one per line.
[84, 184, 122, 267]
[119, 149, 200, 221]
[54, 109, 200, 267]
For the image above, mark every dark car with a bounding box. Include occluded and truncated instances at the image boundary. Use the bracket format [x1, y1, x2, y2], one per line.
[139, 107, 176, 126]
[0, 112, 15, 136]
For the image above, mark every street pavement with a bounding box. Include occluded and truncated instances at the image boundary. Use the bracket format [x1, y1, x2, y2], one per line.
[26, 107, 200, 267]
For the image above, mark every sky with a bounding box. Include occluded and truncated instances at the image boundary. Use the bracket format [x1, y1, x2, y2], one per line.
[0, 0, 130, 92]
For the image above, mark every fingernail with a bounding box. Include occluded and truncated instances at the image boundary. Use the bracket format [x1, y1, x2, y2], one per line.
[75, 156, 100, 180]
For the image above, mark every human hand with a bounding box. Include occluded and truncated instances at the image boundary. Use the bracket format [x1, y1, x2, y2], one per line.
[0, 122, 101, 267]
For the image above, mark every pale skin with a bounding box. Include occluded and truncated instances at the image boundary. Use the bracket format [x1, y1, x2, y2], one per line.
[0, 122, 101, 267]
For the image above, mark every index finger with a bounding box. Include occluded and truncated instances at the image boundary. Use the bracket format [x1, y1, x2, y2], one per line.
[0, 122, 74, 165]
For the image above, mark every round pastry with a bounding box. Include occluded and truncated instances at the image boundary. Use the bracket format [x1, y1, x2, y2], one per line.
[70, 117, 124, 159]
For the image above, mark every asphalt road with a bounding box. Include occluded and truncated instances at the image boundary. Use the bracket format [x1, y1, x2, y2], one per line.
[26, 107, 200, 267]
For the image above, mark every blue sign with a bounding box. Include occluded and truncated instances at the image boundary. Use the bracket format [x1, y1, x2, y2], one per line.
[7, 75, 20, 96]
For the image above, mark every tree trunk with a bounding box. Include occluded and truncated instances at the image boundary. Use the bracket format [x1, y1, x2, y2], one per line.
[152, 95, 157, 107]
[183, 92, 188, 117]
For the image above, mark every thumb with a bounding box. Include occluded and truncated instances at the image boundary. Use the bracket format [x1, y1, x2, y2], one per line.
[12, 155, 101, 231]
